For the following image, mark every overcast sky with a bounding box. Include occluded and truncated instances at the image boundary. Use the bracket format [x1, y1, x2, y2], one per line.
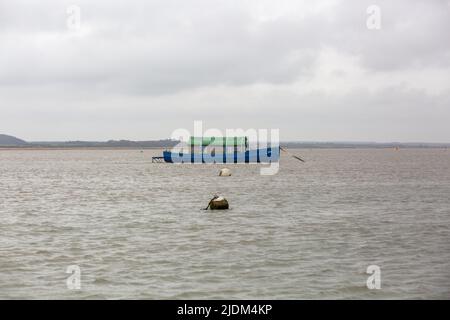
[1, 0, 449, 142]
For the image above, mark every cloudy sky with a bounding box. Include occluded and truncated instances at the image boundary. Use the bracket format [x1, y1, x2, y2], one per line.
[1, 0, 449, 142]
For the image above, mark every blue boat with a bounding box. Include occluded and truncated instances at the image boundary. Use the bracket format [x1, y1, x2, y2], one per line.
[152, 136, 280, 164]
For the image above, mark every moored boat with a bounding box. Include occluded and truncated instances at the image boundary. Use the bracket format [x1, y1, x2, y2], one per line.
[152, 136, 280, 164]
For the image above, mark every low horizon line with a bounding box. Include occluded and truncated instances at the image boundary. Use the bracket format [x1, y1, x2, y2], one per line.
[22, 139, 450, 145]
[1, 133, 449, 145]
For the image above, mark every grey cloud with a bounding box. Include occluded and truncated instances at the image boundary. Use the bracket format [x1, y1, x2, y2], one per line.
[0, 0, 449, 141]
[327, 0, 450, 70]
[5, 0, 450, 94]
[0, 0, 321, 93]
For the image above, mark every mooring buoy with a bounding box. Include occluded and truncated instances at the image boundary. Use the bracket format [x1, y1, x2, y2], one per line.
[219, 168, 231, 176]
[204, 195, 229, 210]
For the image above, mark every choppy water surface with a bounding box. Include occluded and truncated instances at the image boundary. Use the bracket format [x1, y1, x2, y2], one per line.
[0, 148, 449, 299]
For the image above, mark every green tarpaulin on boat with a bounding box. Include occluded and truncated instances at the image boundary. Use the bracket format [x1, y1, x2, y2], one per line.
[189, 137, 247, 146]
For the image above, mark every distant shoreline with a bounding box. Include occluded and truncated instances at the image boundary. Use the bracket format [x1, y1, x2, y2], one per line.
[0, 146, 168, 150]
[1, 134, 449, 149]
[1, 145, 449, 150]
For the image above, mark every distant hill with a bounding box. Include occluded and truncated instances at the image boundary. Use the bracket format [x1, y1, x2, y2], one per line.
[0, 134, 28, 146]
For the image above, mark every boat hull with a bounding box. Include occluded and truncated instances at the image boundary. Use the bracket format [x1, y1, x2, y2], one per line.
[162, 147, 279, 163]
